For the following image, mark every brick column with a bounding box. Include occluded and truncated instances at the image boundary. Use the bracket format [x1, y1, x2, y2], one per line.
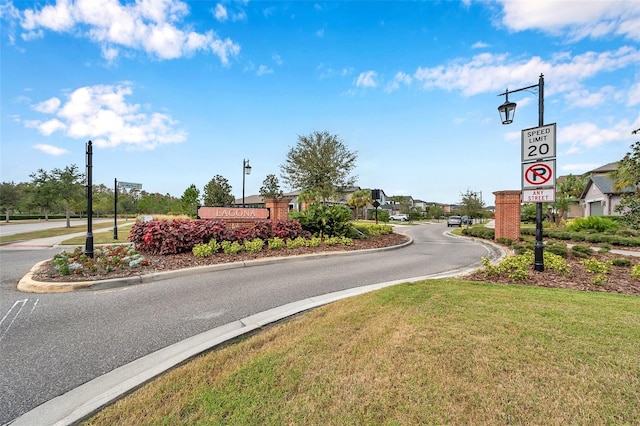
[264, 198, 292, 221]
[493, 190, 521, 241]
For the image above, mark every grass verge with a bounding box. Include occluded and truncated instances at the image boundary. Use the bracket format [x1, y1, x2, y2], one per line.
[0, 219, 130, 244]
[84, 279, 640, 425]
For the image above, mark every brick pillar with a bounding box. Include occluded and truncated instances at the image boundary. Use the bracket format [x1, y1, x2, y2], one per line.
[493, 190, 521, 241]
[264, 198, 292, 221]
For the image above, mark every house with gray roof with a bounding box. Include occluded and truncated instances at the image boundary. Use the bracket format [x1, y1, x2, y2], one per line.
[579, 173, 634, 217]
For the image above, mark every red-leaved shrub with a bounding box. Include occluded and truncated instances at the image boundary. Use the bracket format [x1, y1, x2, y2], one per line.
[129, 219, 308, 255]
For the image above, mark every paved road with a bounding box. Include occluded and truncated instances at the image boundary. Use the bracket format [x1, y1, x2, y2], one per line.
[0, 223, 497, 425]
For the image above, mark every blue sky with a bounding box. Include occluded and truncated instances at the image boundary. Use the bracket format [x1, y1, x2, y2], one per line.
[1, 0, 639, 205]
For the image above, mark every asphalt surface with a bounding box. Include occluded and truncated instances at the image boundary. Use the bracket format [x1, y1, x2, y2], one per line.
[1, 222, 503, 425]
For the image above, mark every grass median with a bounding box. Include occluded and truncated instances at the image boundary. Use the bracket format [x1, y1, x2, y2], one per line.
[84, 279, 640, 425]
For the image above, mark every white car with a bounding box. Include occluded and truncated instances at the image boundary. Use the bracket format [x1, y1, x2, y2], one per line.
[389, 214, 409, 221]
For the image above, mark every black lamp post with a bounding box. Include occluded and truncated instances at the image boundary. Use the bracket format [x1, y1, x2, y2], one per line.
[498, 73, 545, 272]
[242, 159, 252, 208]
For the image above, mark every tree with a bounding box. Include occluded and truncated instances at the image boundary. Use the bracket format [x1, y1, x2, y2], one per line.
[51, 164, 85, 227]
[259, 174, 284, 199]
[460, 190, 484, 223]
[203, 175, 234, 207]
[612, 140, 640, 229]
[347, 189, 372, 220]
[280, 130, 357, 202]
[29, 168, 59, 220]
[0, 181, 19, 222]
[552, 174, 588, 225]
[427, 204, 444, 221]
[181, 184, 200, 216]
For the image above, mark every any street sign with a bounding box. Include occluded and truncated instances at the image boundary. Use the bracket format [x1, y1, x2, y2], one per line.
[522, 188, 556, 203]
[521, 123, 556, 163]
[522, 159, 555, 190]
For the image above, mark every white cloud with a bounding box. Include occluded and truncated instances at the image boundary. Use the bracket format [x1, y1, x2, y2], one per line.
[498, 0, 640, 41]
[34, 143, 68, 156]
[39, 118, 67, 135]
[564, 86, 615, 108]
[385, 71, 412, 93]
[26, 83, 187, 151]
[412, 47, 640, 97]
[471, 41, 489, 49]
[214, 3, 228, 21]
[560, 117, 639, 152]
[356, 71, 378, 88]
[15, 0, 240, 64]
[627, 81, 640, 107]
[256, 65, 273, 76]
[32, 97, 61, 114]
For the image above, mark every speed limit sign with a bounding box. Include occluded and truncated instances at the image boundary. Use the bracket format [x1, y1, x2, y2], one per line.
[521, 123, 556, 163]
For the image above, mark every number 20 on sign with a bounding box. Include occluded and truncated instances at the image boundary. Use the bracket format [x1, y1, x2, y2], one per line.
[521, 123, 556, 162]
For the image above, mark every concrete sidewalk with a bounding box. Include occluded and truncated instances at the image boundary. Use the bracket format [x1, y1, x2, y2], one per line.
[1, 223, 132, 250]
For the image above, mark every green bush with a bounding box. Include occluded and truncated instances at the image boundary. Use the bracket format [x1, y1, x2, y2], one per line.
[290, 203, 354, 238]
[286, 237, 308, 249]
[545, 242, 568, 258]
[221, 240, 244, 254]
[496, 237, 513, 246]
[243, 238, 264, 253]
[353, 223, 393, 236]
[632, 264, 640, 281]
[192, 239, 220, 258]
[581, 258, 612, 285]
[598, 243, 612, 253]
[566, 216, 620, 233]
[611, 258, 632, 267]
[571, 244, 594, 257]
[267, 237, 286, 250]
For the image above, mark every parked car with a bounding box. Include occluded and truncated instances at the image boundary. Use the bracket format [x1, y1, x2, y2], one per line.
[461, 215, 472, 225]
[389, 214, 409, 221]
[447, 215, 462, 227]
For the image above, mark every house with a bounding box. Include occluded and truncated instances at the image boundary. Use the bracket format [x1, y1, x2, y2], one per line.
[579, 174, 634, 217]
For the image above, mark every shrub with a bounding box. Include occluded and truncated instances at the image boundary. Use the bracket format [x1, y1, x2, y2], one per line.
[243, 238, 264, 253]
[611, 258, 632, 267]
[290, 203, 354, 238]
[496, 237, 513, 246]
[221, 240, 244, 254]
[545, 242, 568, 258]
[480, 250, 569, 281]
[286, 237, 308, 249]
[598, 243, 612, 253]
[267, 237, 286, 250]
[566, 216, 620, 233]
[571, 244, 594, 258]
[632, 264, 640, 281]
[129, 219, 309, 255]
[51, 246, 147, 277]
[580, 258, 612, 285]
[353, 223, 392, 237]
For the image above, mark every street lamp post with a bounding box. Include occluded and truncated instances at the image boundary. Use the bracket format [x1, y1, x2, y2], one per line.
[498, 73, 545, 272]
[242, 159, 252, 208]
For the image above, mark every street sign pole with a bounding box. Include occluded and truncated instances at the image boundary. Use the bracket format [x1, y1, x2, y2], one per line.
[114, 178, 118, 240]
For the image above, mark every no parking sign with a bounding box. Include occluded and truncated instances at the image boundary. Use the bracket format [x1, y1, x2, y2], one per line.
[522, 159, 555, 190]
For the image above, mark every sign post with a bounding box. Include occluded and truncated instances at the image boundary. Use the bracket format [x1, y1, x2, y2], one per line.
[114, 180, 142, 239]
[521, 123, 557, 272]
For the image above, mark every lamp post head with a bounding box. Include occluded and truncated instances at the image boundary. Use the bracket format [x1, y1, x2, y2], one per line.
[498, 92, 517, 125]
[244, 159, 252, 175]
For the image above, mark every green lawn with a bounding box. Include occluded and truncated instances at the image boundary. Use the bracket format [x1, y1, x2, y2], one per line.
[84, 279, 640, 425]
